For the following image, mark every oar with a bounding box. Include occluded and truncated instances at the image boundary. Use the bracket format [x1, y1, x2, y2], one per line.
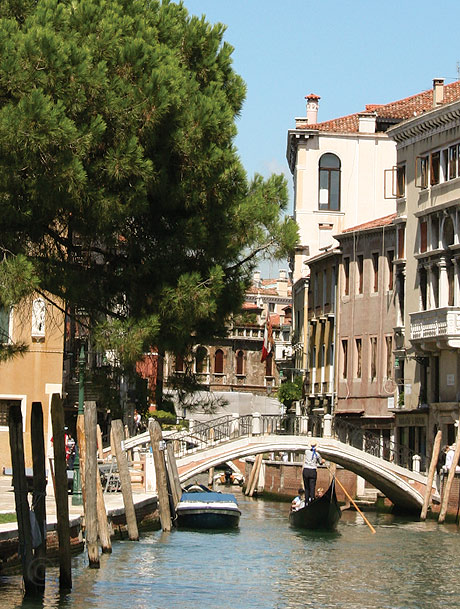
[326, 464, 376, 534]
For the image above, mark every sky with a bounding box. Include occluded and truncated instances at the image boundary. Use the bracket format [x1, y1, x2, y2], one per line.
[181, 0, 460, 275]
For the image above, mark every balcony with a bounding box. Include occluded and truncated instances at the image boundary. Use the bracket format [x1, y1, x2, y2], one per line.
[410, 307, 460, 349]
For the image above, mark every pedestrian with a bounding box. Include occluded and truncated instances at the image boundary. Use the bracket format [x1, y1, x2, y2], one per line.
[445, 444, 460, 473]
[134, 409, 142, 434]
[65, 431, 76, 469]
[302, 442, 323, 504]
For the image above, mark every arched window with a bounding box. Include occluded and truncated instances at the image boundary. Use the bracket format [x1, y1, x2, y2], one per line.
[236, 350, 244, 375]
[175, 354, 184, 372]
[214, 349, 224, 374]
[319, 153, 341, 211]
[265, 352, 273, 377]
[195, 346, 208, 374]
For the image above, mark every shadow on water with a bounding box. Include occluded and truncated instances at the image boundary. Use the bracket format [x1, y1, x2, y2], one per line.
[290, 527, 341, 543]
[173, 527, 240, 536]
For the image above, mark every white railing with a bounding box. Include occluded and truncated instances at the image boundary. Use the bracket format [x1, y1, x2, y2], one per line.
[410, 307, 460, 341]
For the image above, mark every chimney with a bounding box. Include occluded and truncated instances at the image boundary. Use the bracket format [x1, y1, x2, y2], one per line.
[253, 270, 261, 286]
[433, 78, 445, 107]
[305, 93, 320, 125]
[277, 269, 288, 297]
[358, 112, 377, 134]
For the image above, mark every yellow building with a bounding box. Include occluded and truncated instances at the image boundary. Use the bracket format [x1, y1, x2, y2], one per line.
[0, 295, 65, 470]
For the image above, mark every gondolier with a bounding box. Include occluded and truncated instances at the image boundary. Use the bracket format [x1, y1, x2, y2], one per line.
[302, 442, 323, 503]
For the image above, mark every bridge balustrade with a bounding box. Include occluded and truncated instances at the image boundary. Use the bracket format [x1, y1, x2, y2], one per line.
[162, 412, 426, 473]
[331, 417, 426, 472]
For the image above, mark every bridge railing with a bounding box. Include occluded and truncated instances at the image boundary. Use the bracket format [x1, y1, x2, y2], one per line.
[331, 416, 426, 472]
[163, 412, 426, 473]
[167, 414, 253, 458]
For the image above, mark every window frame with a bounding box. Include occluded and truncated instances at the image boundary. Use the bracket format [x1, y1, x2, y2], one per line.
[318, 153, 341, 211]
[0, 307, 12, 345]
[387, 250, 394, 290]
[420, 220, 428, 253]
[236, 350, 244, 376]
[343, 257, 350, 296]
[372, 252, 379, 293]
[396, 164, 406, 198]
[357, 255, 364, 295]
[385, 335, 393, 379]
[370, 336, 378, 380]
[355, 338, 362, 379]
[341, 339, 348, 379]
[214, 349, 224, 374]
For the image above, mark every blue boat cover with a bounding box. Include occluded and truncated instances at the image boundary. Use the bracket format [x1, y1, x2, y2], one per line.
[180, 492, 237, 503]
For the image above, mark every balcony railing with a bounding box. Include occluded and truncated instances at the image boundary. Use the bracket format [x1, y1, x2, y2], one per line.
[410, 307, 460, 347]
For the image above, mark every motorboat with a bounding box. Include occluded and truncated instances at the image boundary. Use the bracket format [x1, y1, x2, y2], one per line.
[176, 483, 241, 529]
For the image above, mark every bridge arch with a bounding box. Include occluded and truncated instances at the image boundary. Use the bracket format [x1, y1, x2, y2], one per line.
[176, 436, 427, 512]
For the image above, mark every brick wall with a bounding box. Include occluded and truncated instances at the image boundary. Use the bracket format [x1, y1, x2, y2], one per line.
[246, 460, 357, 502]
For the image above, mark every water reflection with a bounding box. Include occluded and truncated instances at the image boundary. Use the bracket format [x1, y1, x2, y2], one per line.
[2, 496, 460, 609]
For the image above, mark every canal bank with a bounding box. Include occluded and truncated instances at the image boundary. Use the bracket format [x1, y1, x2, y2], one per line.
[0, 475, 160, 574]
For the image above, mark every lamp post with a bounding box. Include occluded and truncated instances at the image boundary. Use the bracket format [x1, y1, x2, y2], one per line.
[72, 345, 85, 505]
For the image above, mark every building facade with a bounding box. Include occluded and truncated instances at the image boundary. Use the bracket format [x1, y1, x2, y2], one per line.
[303, 249, 339, 418]
[388, 81, 460, 457]
[163, 270, 293, 413]
[0, 295, 65, 470]
[287, 79, 460, 446]
[334, 216, 397, 452]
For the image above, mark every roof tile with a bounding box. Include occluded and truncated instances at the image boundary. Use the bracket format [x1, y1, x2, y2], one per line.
[296, 81, 460, 134]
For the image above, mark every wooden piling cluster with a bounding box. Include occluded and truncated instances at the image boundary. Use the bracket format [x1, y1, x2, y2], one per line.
[245, 454, 263, 497]
[8, 395, 186, 596]
[420, 424, 460, 523]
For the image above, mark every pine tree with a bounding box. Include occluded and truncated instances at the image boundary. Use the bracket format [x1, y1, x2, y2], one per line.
[0, 0, 298, 363]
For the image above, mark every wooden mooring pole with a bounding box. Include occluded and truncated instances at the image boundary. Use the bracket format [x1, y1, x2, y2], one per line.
[31, 402, 47, 591]
[439, 427, 460, 524]
[84, 401, 99, 568]
[248, 454, 263, 497]
[111, 420, 139, 541]
[148, 419, 171, 531]
[50, 394, 72, 590]
[96, 470, 112, 554]
[78, 413, 111, 553]
[8, 403, 36, 595]
[420, 430, 442, 521]
[166, 442, 182, 511]
[245, 454, 263, 496]
[76, 411, 86, 509]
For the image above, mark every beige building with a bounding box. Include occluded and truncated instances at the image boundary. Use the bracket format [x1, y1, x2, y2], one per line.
[388, 79, 460, 455]
[287, 79, 460, 432]
[0, 295, 65, 470]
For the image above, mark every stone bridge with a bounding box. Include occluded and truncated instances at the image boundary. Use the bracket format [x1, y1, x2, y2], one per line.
[124, 413, 432, 512]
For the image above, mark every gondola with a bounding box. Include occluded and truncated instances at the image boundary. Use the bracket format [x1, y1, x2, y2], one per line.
[289, 478, 342, 531]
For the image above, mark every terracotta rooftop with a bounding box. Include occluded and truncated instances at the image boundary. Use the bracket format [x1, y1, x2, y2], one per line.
[242, 302, 262, 311]
[341, 213, 397, 234]
[296, 81, 460, 134]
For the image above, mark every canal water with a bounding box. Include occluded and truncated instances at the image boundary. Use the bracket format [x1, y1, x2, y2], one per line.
[1, 490, 460, 609]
